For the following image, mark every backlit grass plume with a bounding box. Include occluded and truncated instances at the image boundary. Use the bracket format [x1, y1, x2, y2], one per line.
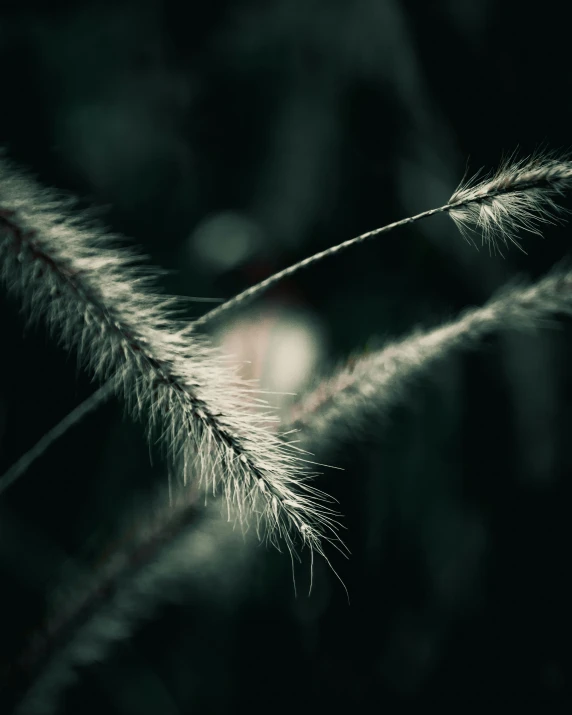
[287, 263, 572, 455]
[3, 149, 572, 492]
[0, 154, 342, 562]
[449, 149, 572, 254]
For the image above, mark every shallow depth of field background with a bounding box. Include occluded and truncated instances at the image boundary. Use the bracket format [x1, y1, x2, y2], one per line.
[0, 1, 571, 712]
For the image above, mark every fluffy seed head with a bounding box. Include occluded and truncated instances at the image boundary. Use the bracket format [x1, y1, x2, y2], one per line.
[0, 153, 344, 565]
[448, 150, 572, 255]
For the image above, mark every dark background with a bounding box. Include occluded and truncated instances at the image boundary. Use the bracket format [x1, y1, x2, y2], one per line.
[1, 0, 571, 712]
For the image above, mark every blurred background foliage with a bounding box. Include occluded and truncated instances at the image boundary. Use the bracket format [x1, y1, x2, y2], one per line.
[0, 0, 571, 712]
